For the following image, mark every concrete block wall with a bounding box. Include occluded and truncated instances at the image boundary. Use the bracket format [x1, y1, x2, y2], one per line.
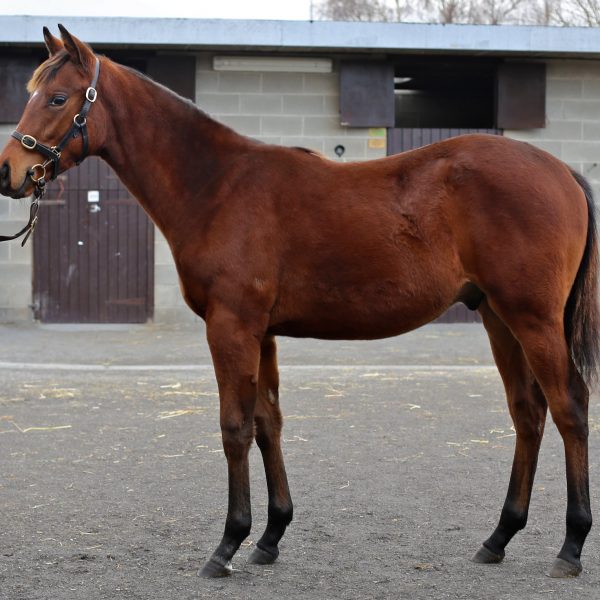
[153, 53, 388, 323]
[0, 124, 33, 322]
[195, 54, 388, 161]
[504, 60, 600, 198]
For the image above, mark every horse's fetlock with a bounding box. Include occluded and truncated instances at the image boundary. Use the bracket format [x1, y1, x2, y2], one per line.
[269, 502, 293, 527]
[567, 507, 592, 537]
[225, 513, 252, 541]
[500, 503, 528, 532]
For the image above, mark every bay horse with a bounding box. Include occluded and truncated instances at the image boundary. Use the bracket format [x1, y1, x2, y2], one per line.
[0, 26, 598, 579]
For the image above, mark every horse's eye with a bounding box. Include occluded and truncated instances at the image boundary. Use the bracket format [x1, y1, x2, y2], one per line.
[49, 95, 67, 107]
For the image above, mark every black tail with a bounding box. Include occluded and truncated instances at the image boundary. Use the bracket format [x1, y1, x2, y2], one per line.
[565, 170, 600, 385]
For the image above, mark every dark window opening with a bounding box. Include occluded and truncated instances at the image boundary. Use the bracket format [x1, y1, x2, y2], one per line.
[394, 58, 498, 129]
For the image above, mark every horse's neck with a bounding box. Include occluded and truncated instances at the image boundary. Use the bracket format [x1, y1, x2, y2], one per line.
[99, 63, 249, 240]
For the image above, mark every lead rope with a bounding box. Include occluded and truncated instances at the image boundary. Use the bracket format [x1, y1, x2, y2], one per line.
[0, 183, 43, 246]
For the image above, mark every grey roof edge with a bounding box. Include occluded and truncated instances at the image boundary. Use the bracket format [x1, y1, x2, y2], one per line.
[1, 15, 600, 57]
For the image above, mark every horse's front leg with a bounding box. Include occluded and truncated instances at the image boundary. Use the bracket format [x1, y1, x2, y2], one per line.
[199, 307, 264, 578]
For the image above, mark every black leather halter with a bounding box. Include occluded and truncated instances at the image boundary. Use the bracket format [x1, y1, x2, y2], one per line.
[0, 57, 100, 246]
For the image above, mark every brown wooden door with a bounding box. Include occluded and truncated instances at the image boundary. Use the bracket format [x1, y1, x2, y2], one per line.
[32, 157, 154, 323]
[387, 127, 500, 155]
[388, 127, 501, 323]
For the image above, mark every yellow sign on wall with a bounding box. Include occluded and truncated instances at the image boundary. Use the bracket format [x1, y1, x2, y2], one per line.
[368, 138, 386, 149]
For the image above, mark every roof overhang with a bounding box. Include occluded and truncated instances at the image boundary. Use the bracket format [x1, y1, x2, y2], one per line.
[1, 15, 600, 59]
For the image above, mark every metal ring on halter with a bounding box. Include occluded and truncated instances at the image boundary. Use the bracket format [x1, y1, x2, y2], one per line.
[86, 87, 97, 102]
[21, 135, 37, 150]
[29, 163, 46, 183]
[73, 114, 87, 127]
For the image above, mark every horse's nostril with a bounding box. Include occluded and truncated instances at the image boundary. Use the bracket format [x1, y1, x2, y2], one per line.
[0, 161, 9, 185]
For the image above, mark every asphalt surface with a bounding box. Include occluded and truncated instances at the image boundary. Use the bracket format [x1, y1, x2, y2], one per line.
[0, 322, 598, 600]
[0, 321, 494, 368]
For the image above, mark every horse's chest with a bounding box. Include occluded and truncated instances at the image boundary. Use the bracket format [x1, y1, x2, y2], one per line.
[171, 255, 211, 318]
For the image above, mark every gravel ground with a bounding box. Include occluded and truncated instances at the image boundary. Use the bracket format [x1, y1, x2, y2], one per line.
[0, 323, 598, 600]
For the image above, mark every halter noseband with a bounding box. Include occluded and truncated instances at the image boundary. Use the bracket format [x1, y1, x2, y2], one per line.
[0, 57, 100, 246]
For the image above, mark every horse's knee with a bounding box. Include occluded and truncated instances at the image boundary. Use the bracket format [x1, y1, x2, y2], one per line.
[255, 408, 283, 441]
[255, 392, 283, 446]
[220, 417, 255, 459]
[259, 384, 279, 406]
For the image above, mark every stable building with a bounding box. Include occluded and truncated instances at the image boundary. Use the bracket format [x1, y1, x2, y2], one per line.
[0, 16, 598, 323]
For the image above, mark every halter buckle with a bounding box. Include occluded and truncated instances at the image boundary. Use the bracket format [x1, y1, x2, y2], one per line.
[86, 87, 97, 102]
[74, 114, 87, 127]
[21, 135, 37, 150]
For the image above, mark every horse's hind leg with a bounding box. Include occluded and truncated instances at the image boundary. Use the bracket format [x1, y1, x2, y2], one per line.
[510, 317, 592, 577]
[472, 300, 548, 564]
[248, 335, 294, 565]
[476, 296, 592, 577]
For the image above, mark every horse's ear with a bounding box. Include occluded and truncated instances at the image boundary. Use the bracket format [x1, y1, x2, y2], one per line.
[43, 27, 63, 57]
[57, 24, 94, 70]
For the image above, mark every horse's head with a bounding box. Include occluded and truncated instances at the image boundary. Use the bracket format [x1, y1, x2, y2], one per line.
[0, 25, 105, 199]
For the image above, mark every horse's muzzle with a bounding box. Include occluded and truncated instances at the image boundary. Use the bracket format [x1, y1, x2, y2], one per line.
[0, 160, 32, 199]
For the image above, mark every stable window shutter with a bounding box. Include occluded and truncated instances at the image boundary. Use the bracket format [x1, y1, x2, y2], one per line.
[147, 55, 196, 101]
[496, 62, 546, 129]
[340, 61, 394, 128]
[0, 55, 38, 123]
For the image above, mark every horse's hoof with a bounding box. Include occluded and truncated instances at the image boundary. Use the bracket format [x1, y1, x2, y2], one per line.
[549, 557, 582, 578]
[471, 545, 504, 564]
[247, 544, 279, 565]
[198, 558, 233, 578]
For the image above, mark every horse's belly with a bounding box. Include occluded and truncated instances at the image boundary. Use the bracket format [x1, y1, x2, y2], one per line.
[269, 279, 457, 340]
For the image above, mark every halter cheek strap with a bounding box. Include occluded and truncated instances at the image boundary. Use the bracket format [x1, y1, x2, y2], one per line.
[1, 57, 100, 246]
